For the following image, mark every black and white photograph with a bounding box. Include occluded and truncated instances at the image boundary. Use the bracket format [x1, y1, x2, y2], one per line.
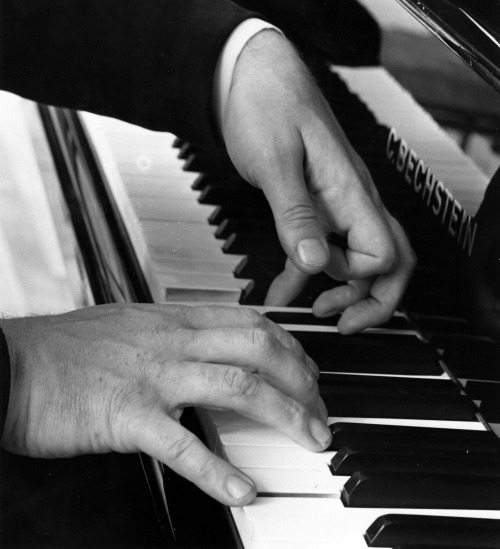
[0, 1, 499, 547]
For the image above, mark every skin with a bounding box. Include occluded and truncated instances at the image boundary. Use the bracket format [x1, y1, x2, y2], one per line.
[0, 31, 417, 510]
[223, 31, 416, 333]
[1, 304, 330, 506]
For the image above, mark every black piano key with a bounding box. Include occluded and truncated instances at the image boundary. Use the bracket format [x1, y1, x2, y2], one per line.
[461, 380, 500, 407]
[208, 204, 273, 225]
[320, 375, 477, 420]
[214, 217, 275, 240]
[437, 337, 500, 382]
[222, 232, 281, 255]
[412, 314, 479, 337]
[320, 374, 459, 394]
[265, 311, 341, 327]
[171, 136, 185, 148]
[192, 174, 245, 191]
[183, 152, 240, 178]
[321, 391, 476, 421]
[394, 546, 486, 549]
[178, 142, 200, 160]
[264, 311, 410, 331]
[239, 284, 268, 306]
[233, 256, 284, 281]
[365, 514, 500, 548]
[199, 185, 266, 208]
[291, 331, 441, 375]
[341, 472, 500, 509]
[330, 445, 500, 476]
[327, 422, 500, 455]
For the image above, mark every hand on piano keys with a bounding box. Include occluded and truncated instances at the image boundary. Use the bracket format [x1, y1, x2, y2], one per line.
[221, 30, 416, 334]
[0, 303, 331, 507]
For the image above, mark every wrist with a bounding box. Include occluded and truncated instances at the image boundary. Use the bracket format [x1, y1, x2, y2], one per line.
[227, 30, 314, 122]
[214, 21, 284, 133]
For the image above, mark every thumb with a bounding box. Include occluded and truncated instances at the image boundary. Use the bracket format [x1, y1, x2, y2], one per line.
[134, 410, 257, 507]
[260, 165, 329, 275]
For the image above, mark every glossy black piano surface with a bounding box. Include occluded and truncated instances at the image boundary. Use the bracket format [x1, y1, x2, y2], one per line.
[2, 1, 500, 548]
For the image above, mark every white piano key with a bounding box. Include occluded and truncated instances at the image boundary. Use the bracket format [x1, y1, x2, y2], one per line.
[243, 467, 344, 495]
[124, 178, 201, 199]
[130, 196, 214, 223]
[235, 498, 500, 549]
[199, 406, 488, 497]
[207, 410, 486, 431]
[155, 256, 243, 276]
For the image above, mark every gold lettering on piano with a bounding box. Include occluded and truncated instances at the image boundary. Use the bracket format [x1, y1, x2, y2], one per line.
[386, 127, 477, 256]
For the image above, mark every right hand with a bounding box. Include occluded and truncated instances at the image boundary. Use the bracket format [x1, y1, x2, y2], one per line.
[222, 31, 416, 334]
[0, 303, 330, 506]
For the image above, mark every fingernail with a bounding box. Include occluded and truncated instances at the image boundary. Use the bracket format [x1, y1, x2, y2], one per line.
[227, 475, 254, 501]
[309, 417, 332, 447]
[297, 239, 328, 267]
[314, 307, 338, 319]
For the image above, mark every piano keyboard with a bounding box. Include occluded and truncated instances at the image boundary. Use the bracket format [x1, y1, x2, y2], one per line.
[81, 113, 251, 304]
[77, 61, 500, 548]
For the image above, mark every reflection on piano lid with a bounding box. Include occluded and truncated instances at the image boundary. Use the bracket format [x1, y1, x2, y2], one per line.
[395, 0, 500, 92]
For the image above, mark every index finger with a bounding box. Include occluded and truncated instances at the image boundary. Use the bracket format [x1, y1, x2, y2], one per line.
[181, 304, 319, 378]
[336, 218, 416, 333]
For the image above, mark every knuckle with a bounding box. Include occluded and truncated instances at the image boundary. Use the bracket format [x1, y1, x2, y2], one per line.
[288, 333, 306, 357]
[166, 433, 198, 465]
[377, 308, 395, 326]
[192, 453, 218, 484]
[221, 368, 259, 401]
[301, 369, 319, 396]
[239, 307, 266, 328]
[377, 244, 398, 273]
[284, 398, 307, 427]
[278, 200, 316, 230]
[248, 327, 275, 353]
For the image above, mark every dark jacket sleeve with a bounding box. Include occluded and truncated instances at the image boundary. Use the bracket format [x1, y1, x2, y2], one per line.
[0, 0, 258, 149]
[0, 328, 11, 442]
[233, 0, 380, 67]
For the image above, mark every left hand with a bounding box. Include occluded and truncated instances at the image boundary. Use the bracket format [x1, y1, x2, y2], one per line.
[222, 31, 416, 333]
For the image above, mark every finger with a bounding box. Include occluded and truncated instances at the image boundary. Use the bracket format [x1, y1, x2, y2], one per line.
[181, 328, 320, 408]
[324, 221, 396, 281]
[312, 278, 372, 318]
[317, 396, 329, 424]
[180, 305, 319, 378]
[135, 410, 256, 506]
[256, 151, 329, 274]
[265, 258, 310, 307]
[169, 362, 332, 452]
[337, 219, 416, 334]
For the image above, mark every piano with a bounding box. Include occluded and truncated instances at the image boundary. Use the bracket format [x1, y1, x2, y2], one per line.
[2, 0, 500, 547]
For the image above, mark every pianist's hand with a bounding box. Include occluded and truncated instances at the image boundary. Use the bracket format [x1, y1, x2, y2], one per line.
[223, 31, 416, 333]
[0, 303, 331, 506]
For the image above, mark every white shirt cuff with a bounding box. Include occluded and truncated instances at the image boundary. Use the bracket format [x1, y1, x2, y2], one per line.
[213, 18, 284, 134]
